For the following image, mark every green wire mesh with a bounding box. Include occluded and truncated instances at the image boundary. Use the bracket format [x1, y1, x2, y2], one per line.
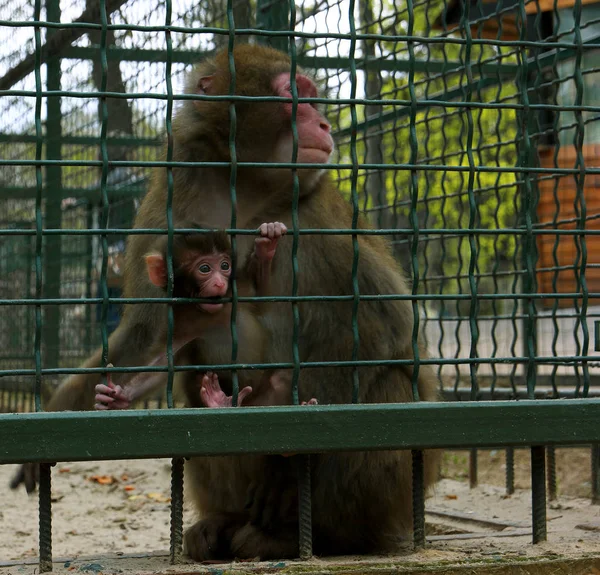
[1, 0, 600, 567]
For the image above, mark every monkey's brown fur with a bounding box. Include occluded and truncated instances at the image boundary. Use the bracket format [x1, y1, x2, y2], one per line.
[11, 44, 441, 559]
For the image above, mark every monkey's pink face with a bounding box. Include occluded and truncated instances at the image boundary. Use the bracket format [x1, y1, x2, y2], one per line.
[272, 73, 334, 166]
[193, 252, 232, 313]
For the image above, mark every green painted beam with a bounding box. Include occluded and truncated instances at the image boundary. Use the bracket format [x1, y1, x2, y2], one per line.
[0, 399, 598, 464]
[0, 185, 146, 201]
[335, 75, 501, 140]
[0, 133, 161, 147]
[60, 46, 517, 76]
[526, 33, 600, 73]
[62, 46, 202, 64]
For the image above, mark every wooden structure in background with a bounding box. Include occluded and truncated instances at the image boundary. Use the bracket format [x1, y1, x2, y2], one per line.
[536, 145, 600, 307]
[433, 0, 600, 308]
[432, 0, 595, 39]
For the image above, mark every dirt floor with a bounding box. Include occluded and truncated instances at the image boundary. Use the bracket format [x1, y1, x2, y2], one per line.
[0, 449, 599, 573]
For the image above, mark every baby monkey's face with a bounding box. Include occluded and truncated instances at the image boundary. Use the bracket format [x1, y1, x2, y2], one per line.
[190, 250, 232, 313]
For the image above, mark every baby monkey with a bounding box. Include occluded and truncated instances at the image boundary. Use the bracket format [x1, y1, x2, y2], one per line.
[94, 222, 315, 410]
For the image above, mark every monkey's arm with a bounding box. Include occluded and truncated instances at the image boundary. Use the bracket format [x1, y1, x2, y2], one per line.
[247, 253, 273, 297]
[247, 222, 287, 297]
[94, 329, 202, 409]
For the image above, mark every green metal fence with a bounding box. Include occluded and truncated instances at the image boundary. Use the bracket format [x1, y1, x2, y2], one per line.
[1, 0, 600, 570]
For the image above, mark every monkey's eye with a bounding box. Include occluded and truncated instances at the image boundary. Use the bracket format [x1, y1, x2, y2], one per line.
[220, 261, 230, 271]
[199, 264, 211, 274]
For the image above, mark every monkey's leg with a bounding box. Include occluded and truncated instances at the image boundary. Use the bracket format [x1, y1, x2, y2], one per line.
[231, 457, 300, 560]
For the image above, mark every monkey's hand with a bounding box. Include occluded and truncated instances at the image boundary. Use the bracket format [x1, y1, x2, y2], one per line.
[94, 379, 130, 410]
[301, 398, 318, 406]
[200, 372, 253, 407]
[255, 222, 287, 262]
[9, 463, 40, 494]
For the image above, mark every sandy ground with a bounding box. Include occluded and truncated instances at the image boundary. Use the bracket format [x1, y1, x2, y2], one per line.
[0, 450, 599, 573]
[0, 458, 195, 562]
[442, 447, 597, 498]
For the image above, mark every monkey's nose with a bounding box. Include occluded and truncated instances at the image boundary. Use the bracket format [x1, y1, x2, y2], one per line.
[320, 121, 331, 133]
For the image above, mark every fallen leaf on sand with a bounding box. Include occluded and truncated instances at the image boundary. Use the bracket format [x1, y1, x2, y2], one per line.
[124, 485, 136, 491]
[59, 468, 71, 473]
[88, 475, 117, 485]
[147, 492, 170, 503]
[445, 494, 458, 500]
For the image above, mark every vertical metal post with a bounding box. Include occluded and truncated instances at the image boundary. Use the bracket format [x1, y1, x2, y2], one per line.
[546, 446, 557, 501]
[516, 0, 547, 544]
[25, 231, 34, 354]
[170, 457, 185, 563]
[412, 449, 426, 549]
[38, 0, 62, 570]
[84, 203, 94, 352]
[42, 0, 63, 373]
[506, 447, 515, 495]
[469, 448, 478, 489]
[163, 0, 185, 561]
[297, 455, 313, 560]
[39, 463, 53, 572]
[592, 444, 600, 505]
[531, 446, 547, 543]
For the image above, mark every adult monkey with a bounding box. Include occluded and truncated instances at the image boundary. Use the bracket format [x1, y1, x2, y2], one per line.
[11, 44, 441, 559]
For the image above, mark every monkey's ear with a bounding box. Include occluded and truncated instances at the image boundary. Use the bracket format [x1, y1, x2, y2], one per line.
[145, 253, 167, 287]
[197, 75, 215, 95]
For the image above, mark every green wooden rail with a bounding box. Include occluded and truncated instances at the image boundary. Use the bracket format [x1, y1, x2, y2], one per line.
[0, 400, 599, 464]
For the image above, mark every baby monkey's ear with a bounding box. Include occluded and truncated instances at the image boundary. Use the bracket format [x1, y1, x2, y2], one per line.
[145, 252, 167, 288]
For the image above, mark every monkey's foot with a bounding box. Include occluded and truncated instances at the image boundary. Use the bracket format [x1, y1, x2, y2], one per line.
[230, 523, 298, 560]
[184, 513, 245, 561]
[9, 463, 39, 494]
[200, 372, 252, 407]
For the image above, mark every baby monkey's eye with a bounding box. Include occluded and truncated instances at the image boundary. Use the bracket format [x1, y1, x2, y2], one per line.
[220, 261, 230, 271]
[199, 264, 211, 273]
